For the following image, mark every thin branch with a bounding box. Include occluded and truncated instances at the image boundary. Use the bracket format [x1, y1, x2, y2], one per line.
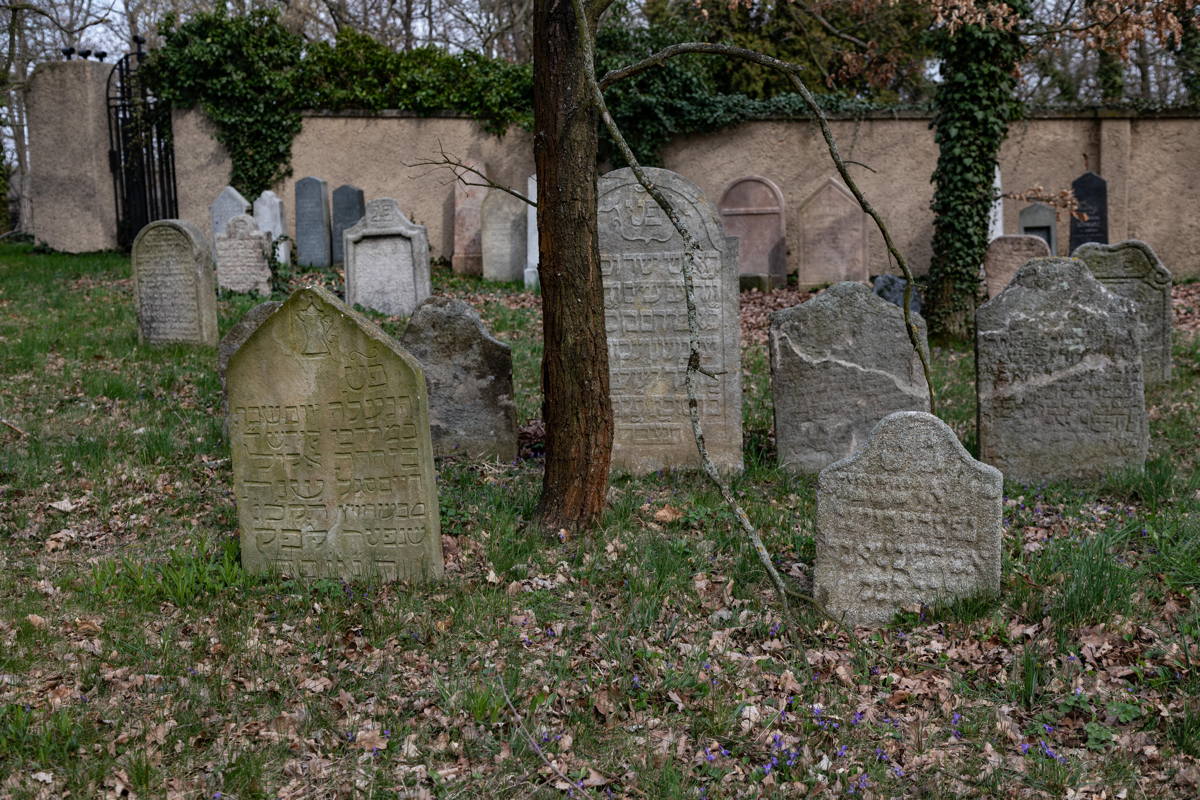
[499, 681, 585, 790]
[792, 0, 869, 48]
[2, 418, 28, 437]
[404, 141, 535, 207]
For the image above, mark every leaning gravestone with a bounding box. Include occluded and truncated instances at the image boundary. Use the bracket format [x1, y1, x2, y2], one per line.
[815, 411, 1002, 627]
[983, 234, 1050, 298]
[132, 220, 218, 347]
[1069, 171, 1109, 252]
[218, 300, 281, 408]
[797, 177, 867, 288]
[525, 175, 539, 290]
[211, 185, 250, 245]
[1073, 240, 1173, 385]
[295, 177, 332, 268]
[871, 274, 922, 315]
[718, 176, 787, 291]
[226, 287, 443, 582]
[1019, 202, 1057, 255]
[344, 198, 430, 317]
[400, 297, 518, 461]
[770, 282, 930, 473]
[253, 190, 290, 265]
[977, 257, 1147, 484]
[331, 184, 366, 264]
[481, 189, 527, 283]
[215, 214, 272, 296]
[452, 166, 485, 276]
[598, 166, 742, 474]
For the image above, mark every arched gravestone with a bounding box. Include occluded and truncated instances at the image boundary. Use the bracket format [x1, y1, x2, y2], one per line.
[983, 234, 1050, 299]
[211, 185, 250, 245]
[344, 198, 431, 317]
[295, 177, 331, 269]
[718, 176, 786, 291]
[976, 258, 1148, 484]
[1072, 240, 1173, 385]
[797, 177, 867, 288]
[598, 167, 743, 474]
[815, 411, 1002, 628]
[226, 287, 443, 582]
[215, 214, 272, 296]
[1069, 171, 1109, 252]
[253, 191, 290, 265]
[331, 184, 366, 264]
[132, 219, 218, 347]
[1019, 202, 1057, 255]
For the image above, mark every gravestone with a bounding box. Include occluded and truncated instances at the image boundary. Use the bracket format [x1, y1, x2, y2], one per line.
[331, 184, 366, 264]
[983, 234, 1050, 298]
[295, 177, 331, 268]
[718, 176, 786, 291]
[1072, 240, 1173, 385]
[452, 167, 485, 276]
[253, 190, 290, 265]
[211, 185, 250, 245]
[770, 282, 930, 473]
[525, 175, 539, 290]
[815, 411, 1002, 627]
[988, 165, 1004, 240]
[977, 257, 1147, 484]
[797, 177, 867, 288]
[132, 220, 218, 347]
[481, 189, 527, 283]
[344, 198, 430, 317]
[1019, 203, 1057, 255]
[400, 297, 518, 461]
[598, 166, 742, 474]
[218, 301, 281, 406]
[871, 274, 922, 315]
[1069, 171, 1109, 252]
[215, 214, 272, 296]
[226, 287, 443, 582]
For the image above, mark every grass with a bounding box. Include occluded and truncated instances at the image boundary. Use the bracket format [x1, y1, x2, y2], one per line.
[1, 241, 1199, 797]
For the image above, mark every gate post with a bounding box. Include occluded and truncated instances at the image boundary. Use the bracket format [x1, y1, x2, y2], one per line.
[25, 60, 118, 252]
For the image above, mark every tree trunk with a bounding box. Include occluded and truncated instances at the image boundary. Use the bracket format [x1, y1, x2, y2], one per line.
[532, 0, 613, 531]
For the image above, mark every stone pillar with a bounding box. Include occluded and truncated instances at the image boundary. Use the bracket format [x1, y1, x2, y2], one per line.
[25, 60, 118, 252]
[1099, 117, 1131, 242]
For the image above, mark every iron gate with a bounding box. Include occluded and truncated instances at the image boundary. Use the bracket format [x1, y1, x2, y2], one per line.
[107, 48, 177, 249]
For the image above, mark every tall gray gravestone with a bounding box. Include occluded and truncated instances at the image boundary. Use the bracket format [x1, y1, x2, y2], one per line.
[344, 198, 431, 317]
[797, 177, 867, 288]
[1069, 171, 1109, 252]
[1019, 202, 1057, 255]
[718, 176, 786, 291]
[977, 258, 1148, 484]
[815, 411, 1002, 627]
[132, 220, 218, 346]
[525, 175, 539, 290]
[983, 234, 1050, 299]
[872, 274, 922, 315]
[227, 287, 443, 582]
[452, 167, 485, 276]
[481, 189, 527, 283]
[253, 190, 290, 265]
[400, 297, 518, 461]
[1072, 240, 1173, 385]
[770, 282, 930, 473]
[295, 177, 331, 268]
[211, 185, 250, 245]
[215, 214, 272, 296]
[598, 167, 742, 474]
[331, 184, 366, 264]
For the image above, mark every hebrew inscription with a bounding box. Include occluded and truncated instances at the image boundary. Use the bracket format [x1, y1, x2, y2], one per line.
[132, 219, 218, 346]
[345, 198, 430, 317]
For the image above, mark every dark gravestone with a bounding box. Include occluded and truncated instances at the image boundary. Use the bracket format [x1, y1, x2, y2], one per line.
[1019, 203, 1057, 255]
[871, 274, 922, 315]
[295, 177, 331, 269]
[718, 176, 787, 291]
[1069, 172, 1108, 252]
[331, 184, 366, 265]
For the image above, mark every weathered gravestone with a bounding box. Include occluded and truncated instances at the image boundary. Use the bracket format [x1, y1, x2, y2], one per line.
[218, 301, 281, 410]
[227, 287, 443, 582]
[344, 198, 431, 317]
[1072, 240, 1173, 385]
[717, 176, 786, 291]
[400, 297, 518, 461]
[481, 189, 527, 283]
[797, 177, 867, 288]
[253, 190, 290, 265]
[331, 184, 366, 264]
[452, 167, 485, 276]
[215, 214, 272, 296]
[988, 165, 1004, 240]
[871, 274, 922, 315]
[983, 234, 1050, 299]
[598, 167, 742, 474]
[295, 177, 331, 268]
[977, 257, 1147, 484]
[132, 220, 218, 346]
[815, 411, 1002, 627]
[770, 282, 930, 473]
[1069, 171, 1109, 252]
[1019, 202, 1057, 255]
[525, 175, 539, 290]
[211, 186, 250, 245]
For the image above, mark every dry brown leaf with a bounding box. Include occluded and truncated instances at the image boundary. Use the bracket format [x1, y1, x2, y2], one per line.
[654, 505, 683, 524]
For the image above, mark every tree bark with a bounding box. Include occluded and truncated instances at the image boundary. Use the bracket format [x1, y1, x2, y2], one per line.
[532, 0, 613, 531]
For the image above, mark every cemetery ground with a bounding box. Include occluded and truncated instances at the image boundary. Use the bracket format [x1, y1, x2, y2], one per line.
[1, 243, 1200, 800]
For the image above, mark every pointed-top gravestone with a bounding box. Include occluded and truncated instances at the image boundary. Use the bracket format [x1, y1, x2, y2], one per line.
[771, 282, 930, 473]
[344, 198, 431, 317]
[452, 166, 485, 276]
[331, 184, 366, 264]
[481, 189, 527, 283]
[598, 166, 742, 474]
[400, 297, 518, 461]
[718, 176, 786, 291]
[1069, 171, 1108, 252]
[132, 219, 218, 347]
[1072, 239, 1173, 385]
[977, 257, 1147, 484]
[295, 177, 331, 268]
[215, 214, 272, 296]
[983, 234, 1050, 298]
[211, 186, 250, 245]
[226, 287, 443, 582]
[797, 177, 867, 288]
[253, 190, 290, 265]
[815, 411, 1002, 627]
[525, 175, 539, 290]
[1019, 202, 1057, 255]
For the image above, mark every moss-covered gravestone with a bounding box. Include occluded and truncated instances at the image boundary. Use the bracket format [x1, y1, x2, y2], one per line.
[226, 287, 443, 582]
[132, 219, 218, 347]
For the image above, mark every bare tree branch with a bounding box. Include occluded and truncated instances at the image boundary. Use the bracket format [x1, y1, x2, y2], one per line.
[404, 141, 536, 206]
